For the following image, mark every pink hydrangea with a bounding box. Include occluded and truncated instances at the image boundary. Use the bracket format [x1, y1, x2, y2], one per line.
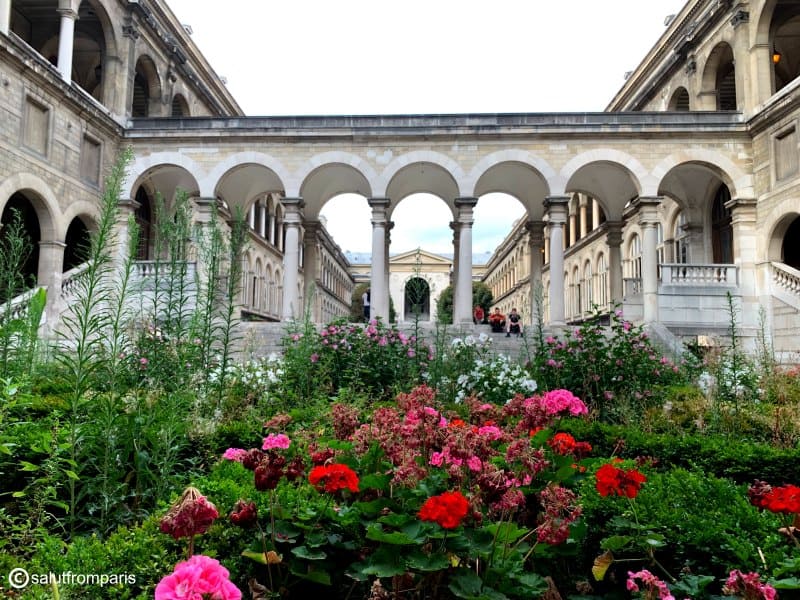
[262, 433, 291, 451]
[155, 554, 241, 600]
[222, 448, 247, 462]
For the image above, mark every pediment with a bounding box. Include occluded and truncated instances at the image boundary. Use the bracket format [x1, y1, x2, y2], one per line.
[390, 249, 452, 266]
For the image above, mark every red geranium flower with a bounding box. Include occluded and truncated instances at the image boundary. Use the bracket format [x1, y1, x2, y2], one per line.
[419, 490, 470, 529]
[595, 463, 647, 499]
[308, 463, 359, 494]
[749, 482, 800, 514]
[159, 487, 219, 539]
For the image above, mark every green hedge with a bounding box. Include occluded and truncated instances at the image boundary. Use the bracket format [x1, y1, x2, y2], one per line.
[559, 421, 800, 485]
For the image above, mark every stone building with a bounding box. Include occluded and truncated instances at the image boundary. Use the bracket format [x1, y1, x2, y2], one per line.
[1, 0, 798, 361]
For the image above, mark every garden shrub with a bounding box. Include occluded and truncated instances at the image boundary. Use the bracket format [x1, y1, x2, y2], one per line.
[559, 420, 800, 485]
[580, 467, 790, 592]
[530, 309, 692, 422]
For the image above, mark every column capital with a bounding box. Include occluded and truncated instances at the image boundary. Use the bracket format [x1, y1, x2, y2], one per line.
[302, 219, 323, 236]
[525, 220, 546, 245]
[625, 196, 662, 225]
[118, 198, 141, 213]
[605, 221, 624, 247]
[282, 197, 304, 211]
[367, 197, 390, 209]
[57, 7, 78, 19]
[454, 196, 478, 209]
[544, 196, 569, 225]
[725, 197, 757, 224]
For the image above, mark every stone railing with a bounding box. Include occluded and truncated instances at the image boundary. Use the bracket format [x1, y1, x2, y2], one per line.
[659, 263, 738, 285]
[60, 262, 91, 303]
[771, 261, 800, 299]
[1, 286, 46, 323]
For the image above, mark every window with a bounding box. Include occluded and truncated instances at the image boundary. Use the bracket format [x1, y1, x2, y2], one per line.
[775, 127, 799, 181]
[23, 96, 50, 155]
[80, 134, 101, 185]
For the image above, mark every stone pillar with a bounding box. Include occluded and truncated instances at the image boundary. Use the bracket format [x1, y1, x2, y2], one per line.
[38, 240, 66, 334]
[450, 221, 460, 313]
[368, 198, 390, 321]
[726, 197, 759, 329]
[579, 196, 588, 239]
[303, 220, 321, 321]
[280, 198, 304, 321]
[592, 199, 600, 230]
[636, 197, 662, 323]
[0, 0, 11, 35]
[605, 221, 624, 307]
[57, 7, 78, 81]
[385, 221, 393, 318]
[730, 6, 754, 111]
[544, 196, 569, 325]
[258, 199, 267, 237]
[454, 197, 477, 324]
[526, 220, 545, 323]
[568, 209, 576, 247]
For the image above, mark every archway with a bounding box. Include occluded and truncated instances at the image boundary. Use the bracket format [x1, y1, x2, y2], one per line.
[63, 216, 91, 271]
[782, 216, 800, 269]
[404, 277, 430, 321]
[134, 187, 153, 260]
[1, 193, 41, 294]
[668, 87, 690, 111]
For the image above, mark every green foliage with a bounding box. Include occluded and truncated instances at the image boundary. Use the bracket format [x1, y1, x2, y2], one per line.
[279, 318, 427, 404]
[530, 308, 692, 422]
[581, 468, 790, 588]
[435, 281, 494, 325]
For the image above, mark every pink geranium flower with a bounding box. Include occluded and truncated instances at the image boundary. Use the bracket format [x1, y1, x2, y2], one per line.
[262, 433, 291, 451]
[155, 554, 241, 600]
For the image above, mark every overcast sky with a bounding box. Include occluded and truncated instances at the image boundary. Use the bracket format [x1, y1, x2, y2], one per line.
[166, 0, 688, 255]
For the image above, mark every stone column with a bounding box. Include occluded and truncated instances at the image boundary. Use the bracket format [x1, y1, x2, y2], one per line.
[544, 196, 569, 325]
[38, 240, 66, 334]
[303, 220, 321, 321]
[592, 199, 600, 230]
[57, 7, 78, 81]
[258, 199, 267, 238]
[385, 221, 393, 318]
[568, 209, 576, 247]
[280, 198, 304, 321]
[450, 221, 460, 313]
[526, 220, 545, 323]
[726, 197, 759, 329]
[637, 197, 662, 323]
[579, 196, 588, 239]
[368, 198, 390, 321]
[730, 7, 754, 111]
[454, 198, 477, 324]
[0, 0, 11, 35]
[605, 221, 624, 307]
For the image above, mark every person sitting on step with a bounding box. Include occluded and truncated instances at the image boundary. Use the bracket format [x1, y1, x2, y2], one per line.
[488, 308, 505, 333]
[506, 307, 522, 337]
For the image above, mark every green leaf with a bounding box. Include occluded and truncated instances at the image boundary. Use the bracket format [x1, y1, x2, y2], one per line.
[64, 469, 80, 481]
[291, 546, 327, 560]
[366, 523, 417, 545]
[404, 549, 450, 572]
[513, 573, 548, 595]
[354, 548, 407, 578]
[19, 461, 39, 472]
[242, 550, 268, 565]
[644, 533, 666, 548]
[600, 535, 632, 551]
[359, 473, 391, 491]
[482, 522, 528, 544]
[772, 578, 800, 590]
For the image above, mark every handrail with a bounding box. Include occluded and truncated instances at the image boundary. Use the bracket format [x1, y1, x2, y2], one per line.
[771, 261, 800, 295]
[659, 263, 738, 285]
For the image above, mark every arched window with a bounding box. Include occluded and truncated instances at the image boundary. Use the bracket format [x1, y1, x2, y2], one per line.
[134, 187, 153, 260]
[170, 94, 190, 117]
[595, 253, 608, 309]
[673, 211, 688, 264]
[668, 87, 690, 111]
[583, 260, 593, 313]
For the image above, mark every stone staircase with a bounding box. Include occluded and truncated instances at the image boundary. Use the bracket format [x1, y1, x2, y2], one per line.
[234, 320, 543, 362]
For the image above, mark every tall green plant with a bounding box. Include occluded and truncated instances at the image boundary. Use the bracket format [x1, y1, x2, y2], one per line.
[0, 208, 36, 376]
[55, 147, 132, 536]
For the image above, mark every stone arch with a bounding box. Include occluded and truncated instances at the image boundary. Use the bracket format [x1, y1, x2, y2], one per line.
[470, 153, 554, 220]
[298, 155, 374, 219]
[60, 200, 98, 272]
[561, 150, 648, 220]
[668, 86, 691, 111]
[754, 0, 800, 98]
[379, 150, 465, 207]
[205, 152, 289, 205]
[404, 276, 431, 321]
[0, 173, 60, 241]
[132, 55, 162, 117]
[700, 41, 737, 110]
[653, 150, 749, 201]
[124, 152, 204, 200]
[766, 208, 800, 269]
